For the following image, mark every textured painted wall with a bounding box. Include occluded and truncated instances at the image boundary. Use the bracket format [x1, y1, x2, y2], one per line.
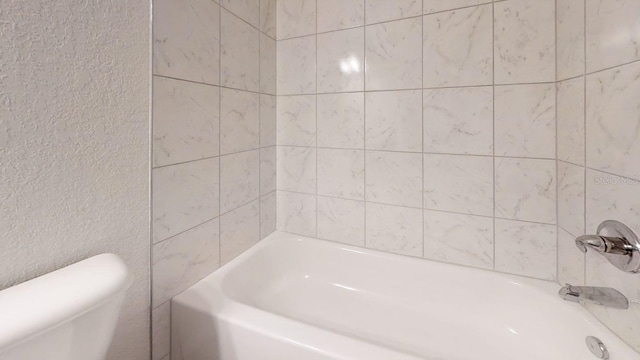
[0, 1, 151, 359]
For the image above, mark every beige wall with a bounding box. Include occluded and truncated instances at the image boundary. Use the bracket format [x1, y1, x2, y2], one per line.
[0, 1, 151, 359]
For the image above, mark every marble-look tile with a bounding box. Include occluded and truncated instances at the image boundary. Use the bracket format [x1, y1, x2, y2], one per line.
[495, 219, 557, 280]
[277, 36, 316, 95]
[366, 0, 422, 24]
[260, 146, 276, 195]
[586, 0, 640, 73]
[260, 94, 277, 147]
[423, 154, 493, 217]
[423, 0, 490, 14]
[317, 197, 365, 246]
[558, 228, 585, 285]
[317, 93, 365, 149]
[277, 190, 317, 236]
[557, 78, 585, 165]
[220, 150, 260, 214]
[423, 210, 493, 270]
[317, 0, 364, 32]
[220, 89, 259, 155]
[494, 0, 555, 84]
[152, 302, 170, 360]
[220, 0, 259, 27]
[365, 18, 423, 91]
[366, 203, 423, 257]
[317, 149, 365, 200]
[277, 146, 316, 193]
[558, 161, 585, 237]
[583, 302, 640, 353]
[586, 62, 640, 180]
[221, 9, 260, 92]
[260, 0, 277, 38]
[260, 192, 277, 238]
[366, 151, 423, 208]
[423, 87, 493, 155]
[495, 158, 556, 224]
[153, 158, 220, 243]
[153, 77, 219, 167]
[317, 28, 365, 93]
[365, 90, 422, 152]
[220, 200, 260, 264]
[153, 0, 220, 84]
[423, 5, 492, 87]
[277, 95, 316, 146]
[277, 0, 316, 39]
[557, 0, 585, 80]
[152, 219, 219, 306]
[495, 83, 556, 159]
[260, 33, 277, 95]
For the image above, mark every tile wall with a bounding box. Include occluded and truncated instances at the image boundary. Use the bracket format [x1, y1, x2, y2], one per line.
[556, 0, 640, 351]
[150, 0, 276, 359]
[275, 0, 559, 280]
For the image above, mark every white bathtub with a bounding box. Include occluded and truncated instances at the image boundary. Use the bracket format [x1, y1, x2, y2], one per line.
[171, 231, 640, 360]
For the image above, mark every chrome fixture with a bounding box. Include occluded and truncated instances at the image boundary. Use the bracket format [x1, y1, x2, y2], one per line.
[585, 336, 609, 360]
[559, 284, 629, 309]
[576, 220, 640, 273]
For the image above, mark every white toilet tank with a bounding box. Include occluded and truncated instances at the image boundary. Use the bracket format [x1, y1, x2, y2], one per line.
[0, 253, 132, 360]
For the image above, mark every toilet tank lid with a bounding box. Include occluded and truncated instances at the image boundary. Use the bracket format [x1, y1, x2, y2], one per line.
[0, 253, 132, 350]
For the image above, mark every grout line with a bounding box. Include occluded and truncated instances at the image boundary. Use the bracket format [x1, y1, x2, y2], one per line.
[491, 0, 496, 272]
[583, 0, 588, 284]
[154, 216, 222, 247]
[218, 2, 276, 41]
[152, 147, 263, 170]
[148, 3, 155, 356]
[218, 4, 222, 270]
[258, 2, 263, 241]
[554, 0, 560, 284]
[152, 74, 274, 96]
[421, 7, 425, 258]
[363, 0, 367, 248]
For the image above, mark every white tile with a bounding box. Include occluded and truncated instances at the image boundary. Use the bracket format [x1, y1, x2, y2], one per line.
[221, 9, 260, 91]
[152, 302, 170, 360]
[260, 146, 277, 195]
[220, 89, 260, 154]
[557, 78, 585, 165]
[423, 154, 493, 217]
[220, 0, 259, 27]
[495, 83, 556, 159]
[220, 200, 260, 264]
[260, 0, 277, 37]
[423, 5, 492, 87]
[495, 219, 557, 280]
[317, 0, 364, 32]
[495, 158, 556, 224]
[153, 77, 219, 167]
[277, 146, 316, 193]
[557, 0, 585, 80]
[277, 190, 317, 236]
[586, 0, 640, 72]
[366, 151, 423, 208]
[494, 0, 555, 84]
[558, 161, 585, 237]
[260, 192, 277, 238]
[317, 28, 365, 93]
[586, 62, 640, 180]
[152, 219, 219, 306]
[277, 36, 316, 95]
[366, 203, 423, 257]
[153, 0, 220, 84]
[423, 87, 493, 155]
[423, 210, 493, 270]
[277, 95, 316, 146]
[423, 0, 490, 14]
[277, 0, 316, 39]
[365, 18, 423, 90]
[317, 197, 365, 246]
[220, 150, 260, 214]
[317, 93, 365, 149]
[260, 94, 277, 147]
[317, 149, 365, 200]
[365, 90, 422, 152]
[260, 33, 277, 95]
[583, 300, 640, 353]
[366, 0, 422, 24]
[153, 158, 220, 243]
[558, 228, 585, 285]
